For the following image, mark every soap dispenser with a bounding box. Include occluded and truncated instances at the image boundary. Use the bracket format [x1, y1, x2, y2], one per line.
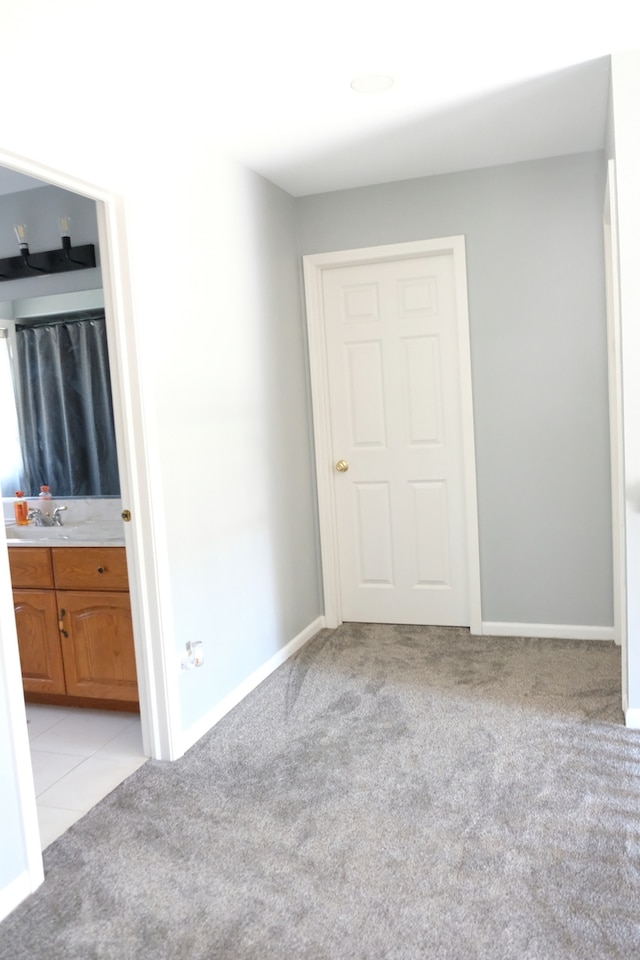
[14, 491, 29, 525]
[39, 485, 52, 500]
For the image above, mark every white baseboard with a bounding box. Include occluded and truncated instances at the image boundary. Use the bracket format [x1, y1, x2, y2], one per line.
[180, 616, 325, 755]
[625, 708, 640, 729]
[0, 869, 42, 924]
[482, 622, 615, 642]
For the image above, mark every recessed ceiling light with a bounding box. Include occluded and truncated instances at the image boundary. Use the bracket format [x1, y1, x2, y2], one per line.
[350, 74, 394, 94]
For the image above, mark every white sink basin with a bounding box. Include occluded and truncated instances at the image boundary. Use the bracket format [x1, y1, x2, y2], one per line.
[5, 523, 70, 541]
[5, 520, 124, 544]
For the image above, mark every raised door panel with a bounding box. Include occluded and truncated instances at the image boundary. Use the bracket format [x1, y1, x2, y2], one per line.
[352, 482, 394, 585]
[8, 547, 54, 589]
[59, 591, 138, 702]
[52, 547, 129, 591]
[410, 481, 451, 586]
[323, 252, 469, 625]
[13, 589, 66, 694]
[344, 341, 387, 448]
[401, 336, 443, 447]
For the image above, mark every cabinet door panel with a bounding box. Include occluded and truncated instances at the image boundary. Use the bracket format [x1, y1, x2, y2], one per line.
[58, 591, 138, 701]
[14, 589, 66, 694]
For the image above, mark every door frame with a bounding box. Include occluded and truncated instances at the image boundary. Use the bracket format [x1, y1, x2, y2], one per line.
[603, 160, 627, 694]
[0, 149, 180, 759]
[0, 146, 180, 909]
[303, 237, 482, 632]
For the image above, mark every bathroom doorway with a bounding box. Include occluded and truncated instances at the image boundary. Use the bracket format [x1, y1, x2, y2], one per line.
[0, 150, 175, 883]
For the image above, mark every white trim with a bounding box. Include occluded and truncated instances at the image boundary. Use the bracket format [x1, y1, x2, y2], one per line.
[0, 150, 180, 760]
[0, 871, 41, 925]
[96, 198, 180, 762]
[180, 616, 325, 755]
[0, 144, 178, 917]
[303, 237, 482, 632]
[625, 708, 640, 729]
[0, 146, 178, 762]
[604, 162, 627, 665]
[0, 539, 44, 916]
[482, 621, 615, 642]
[450, 239, 482, 635]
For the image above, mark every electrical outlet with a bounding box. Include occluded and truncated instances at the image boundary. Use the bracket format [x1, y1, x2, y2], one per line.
[180, 640, 205, 670]
[189, 640, 204, 666]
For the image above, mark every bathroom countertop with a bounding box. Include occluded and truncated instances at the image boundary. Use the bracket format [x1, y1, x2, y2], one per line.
[4, 521, 125, 548]
[3, 498, 125, 547]
[6, 538, 126, 547]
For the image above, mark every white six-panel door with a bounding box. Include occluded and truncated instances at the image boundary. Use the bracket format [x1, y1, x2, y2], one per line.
[305, 239, 481, 629]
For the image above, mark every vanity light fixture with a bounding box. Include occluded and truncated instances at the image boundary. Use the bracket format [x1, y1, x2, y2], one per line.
[57, 217, 91, 267]
[0, 219, 96, 282]
[14, 224, 46, 274]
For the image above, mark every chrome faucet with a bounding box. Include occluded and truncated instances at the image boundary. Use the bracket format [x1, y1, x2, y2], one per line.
[51, 505, 68, 526]
[26, 505, 68, 527]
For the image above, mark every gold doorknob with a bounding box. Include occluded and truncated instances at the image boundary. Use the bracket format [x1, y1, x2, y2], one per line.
[335, 460, 349, 472]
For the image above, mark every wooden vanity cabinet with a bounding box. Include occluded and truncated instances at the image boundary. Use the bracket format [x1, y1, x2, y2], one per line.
[8, 545, 55, 589]
[13, 589, 66, 695]
[51, 547, 130, 592]
[57, 591, 138, 702]
[9, 547, 64, 694]
[9, 546, 138, 710]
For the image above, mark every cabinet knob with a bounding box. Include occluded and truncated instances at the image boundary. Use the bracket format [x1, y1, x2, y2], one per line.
[97, 566, 105, 574]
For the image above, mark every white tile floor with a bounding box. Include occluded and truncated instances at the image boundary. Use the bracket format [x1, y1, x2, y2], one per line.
[26, 703, 148, 850]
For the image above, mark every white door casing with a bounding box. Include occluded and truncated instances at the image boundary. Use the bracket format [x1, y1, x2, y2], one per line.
[604, 159, 627, 695]
[304, 238, 481, 631]
[0, 146, 181, 920]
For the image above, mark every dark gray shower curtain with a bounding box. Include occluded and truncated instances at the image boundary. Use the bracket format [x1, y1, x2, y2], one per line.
[15, 312, 120, 497]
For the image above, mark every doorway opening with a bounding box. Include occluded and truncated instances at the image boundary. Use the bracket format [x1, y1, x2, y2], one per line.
[0, 149, 177, 878]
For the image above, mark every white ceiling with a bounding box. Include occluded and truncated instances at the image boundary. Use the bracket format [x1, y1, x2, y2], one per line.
[1, 3, 639, 198]
[247, 57, 612, 196]
[207, 1, 640, 196]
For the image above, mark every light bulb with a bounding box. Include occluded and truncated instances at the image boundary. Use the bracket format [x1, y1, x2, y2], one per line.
[14, 224, 28, 248]
[58, 216, 71, 237]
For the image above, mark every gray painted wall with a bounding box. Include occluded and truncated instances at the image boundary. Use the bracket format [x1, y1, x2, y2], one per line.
[295, 152, 613, 627]
[143, 162, 323, 732]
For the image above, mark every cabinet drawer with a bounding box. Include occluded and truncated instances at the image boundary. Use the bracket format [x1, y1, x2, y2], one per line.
[51, 547, 129, 591]
[8, 547, 55, 589]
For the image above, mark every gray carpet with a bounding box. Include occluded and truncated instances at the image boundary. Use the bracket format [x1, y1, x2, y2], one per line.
[2, 624, 640, 960]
